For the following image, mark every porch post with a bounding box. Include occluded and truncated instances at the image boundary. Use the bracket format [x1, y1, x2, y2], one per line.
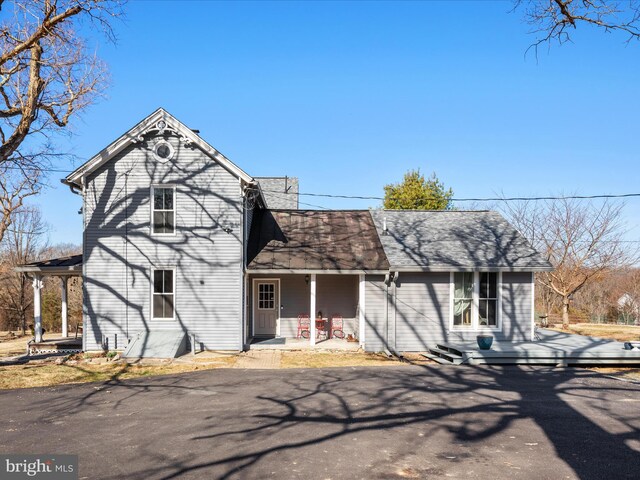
[309, 273, 316, 346]
[359, 274, 366, 349]
[32, 275, 44, 343]
[61, 276, 69, 338]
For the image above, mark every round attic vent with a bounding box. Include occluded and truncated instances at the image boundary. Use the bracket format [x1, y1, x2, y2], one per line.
[154, 140, 174, 161]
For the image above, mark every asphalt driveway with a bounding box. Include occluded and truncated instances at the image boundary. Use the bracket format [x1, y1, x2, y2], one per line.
[1, 365, 639, 479]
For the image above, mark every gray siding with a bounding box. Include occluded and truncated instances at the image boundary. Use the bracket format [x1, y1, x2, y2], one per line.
[500, 272, 534, 342]
[394, 272, 450, 351]
[83, 134, 243, 351]
[248, 274, 359, 338]
[363, 275, 388, 352]
[364, 272, 534, 352]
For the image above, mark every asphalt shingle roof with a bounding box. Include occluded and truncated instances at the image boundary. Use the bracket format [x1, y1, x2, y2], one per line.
[370, 210, 553, 271]
[247, 209, 389, 271]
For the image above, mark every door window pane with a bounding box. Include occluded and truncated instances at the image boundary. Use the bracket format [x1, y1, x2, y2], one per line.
[258, 283, 275, 309]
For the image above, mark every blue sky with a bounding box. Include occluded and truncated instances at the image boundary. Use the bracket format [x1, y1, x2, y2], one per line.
[33, 1, 639, 245]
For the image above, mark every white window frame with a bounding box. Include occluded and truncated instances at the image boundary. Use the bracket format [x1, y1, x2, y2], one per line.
[150, 185, 177, 236]
[449, 271, 502, 332]
[151, 267, 176, 321]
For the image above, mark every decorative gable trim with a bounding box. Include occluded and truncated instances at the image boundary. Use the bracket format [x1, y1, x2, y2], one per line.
[63, 108, 255, 188]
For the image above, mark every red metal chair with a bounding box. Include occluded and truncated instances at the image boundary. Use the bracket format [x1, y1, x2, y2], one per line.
[330, 314, 344, 339]
[297, 314, 310, 339]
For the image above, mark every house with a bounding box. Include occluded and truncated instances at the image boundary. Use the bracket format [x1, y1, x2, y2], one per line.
[21, 108, 552, 354]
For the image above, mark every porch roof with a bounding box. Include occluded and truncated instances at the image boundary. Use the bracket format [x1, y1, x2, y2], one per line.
[247, 209, 390, 271]
[14, 254, 82, 276]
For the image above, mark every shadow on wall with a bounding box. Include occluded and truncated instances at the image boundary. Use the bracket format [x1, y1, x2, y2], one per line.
[364, 215, 548, 352]
[84, 130, 244, 355]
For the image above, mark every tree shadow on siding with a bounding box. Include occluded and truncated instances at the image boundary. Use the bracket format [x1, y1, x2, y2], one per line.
[83, 131, 245, 356]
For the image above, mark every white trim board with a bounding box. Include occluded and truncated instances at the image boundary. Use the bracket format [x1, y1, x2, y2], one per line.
[448, 271, 502, 333]
[65, 108, 255, 188]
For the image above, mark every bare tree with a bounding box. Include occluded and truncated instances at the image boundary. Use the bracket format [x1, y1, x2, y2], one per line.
[514, 0, 640, 49]
[503, 197, 634, 328]
[0, 0, 123, 243]
[0, 205, 48, 334]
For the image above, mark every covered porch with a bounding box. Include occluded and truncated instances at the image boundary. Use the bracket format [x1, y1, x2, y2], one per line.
[247, 272, 367, 349]
[14, 255, 83, 354]
[245, 208, 390, 350]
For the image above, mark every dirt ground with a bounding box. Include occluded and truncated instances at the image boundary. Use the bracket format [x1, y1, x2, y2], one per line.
[0, 347, 416, 389]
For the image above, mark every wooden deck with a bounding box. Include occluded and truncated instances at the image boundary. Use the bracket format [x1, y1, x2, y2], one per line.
[426, 329, 640, 366]
[28, 337, 82, 354]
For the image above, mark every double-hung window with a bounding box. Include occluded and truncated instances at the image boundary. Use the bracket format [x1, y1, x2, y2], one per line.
[152, 269, 175, 319]
[453, 273, 473, 327]
[479, 272, 498, 327]
[152, 186, 175, 235]
[451, 272, 500, 330]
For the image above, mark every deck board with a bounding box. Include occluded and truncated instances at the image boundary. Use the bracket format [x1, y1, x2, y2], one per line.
[439, 329, 640, 365]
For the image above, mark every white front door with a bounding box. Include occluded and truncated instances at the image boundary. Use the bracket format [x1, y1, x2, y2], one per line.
[254, 280, 279, 336]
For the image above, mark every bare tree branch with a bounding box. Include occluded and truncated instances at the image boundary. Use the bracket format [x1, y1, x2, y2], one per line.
[514, 0, 640, 53]
[501, 196, 637, 327]
[0, 0, 124, 243]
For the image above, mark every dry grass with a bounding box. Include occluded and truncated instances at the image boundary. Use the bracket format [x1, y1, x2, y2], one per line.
[590, 367, 640, 383]
[0, 356, 237, 390]
[0, 332, 29, 357]
[549, 323, 640, 342]
[280, 351, 403, 368]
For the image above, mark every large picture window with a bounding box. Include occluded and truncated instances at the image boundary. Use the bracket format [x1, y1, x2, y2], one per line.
[153, 269, 175, 319]
[152, 186, 175, 234]
[451, 272, 500, 330]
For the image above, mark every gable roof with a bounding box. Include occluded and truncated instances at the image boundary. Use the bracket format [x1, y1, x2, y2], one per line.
[255, 177, 299, 209]
[63, 108, 255, 188]
[247, 209, 389, 272]
[370, 210, 553, 272]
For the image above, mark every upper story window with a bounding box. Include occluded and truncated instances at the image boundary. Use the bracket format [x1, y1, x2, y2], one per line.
[152, 186, 175, 235]
[451, 272, 500, 330]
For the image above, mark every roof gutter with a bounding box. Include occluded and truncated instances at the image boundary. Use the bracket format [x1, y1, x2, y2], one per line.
[390, 265, 554, 273]
[61, 178, 82, 196]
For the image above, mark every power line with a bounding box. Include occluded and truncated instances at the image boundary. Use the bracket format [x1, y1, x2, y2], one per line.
[3, 164, 640, 204]
[260, 189, 640, 203]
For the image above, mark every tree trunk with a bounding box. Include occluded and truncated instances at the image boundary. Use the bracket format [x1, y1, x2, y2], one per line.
[562, 296, 570, 329]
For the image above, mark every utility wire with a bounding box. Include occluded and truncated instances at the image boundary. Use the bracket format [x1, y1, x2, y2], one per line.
[4, 164, 640, 204]
[260, 189, 640, 203]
